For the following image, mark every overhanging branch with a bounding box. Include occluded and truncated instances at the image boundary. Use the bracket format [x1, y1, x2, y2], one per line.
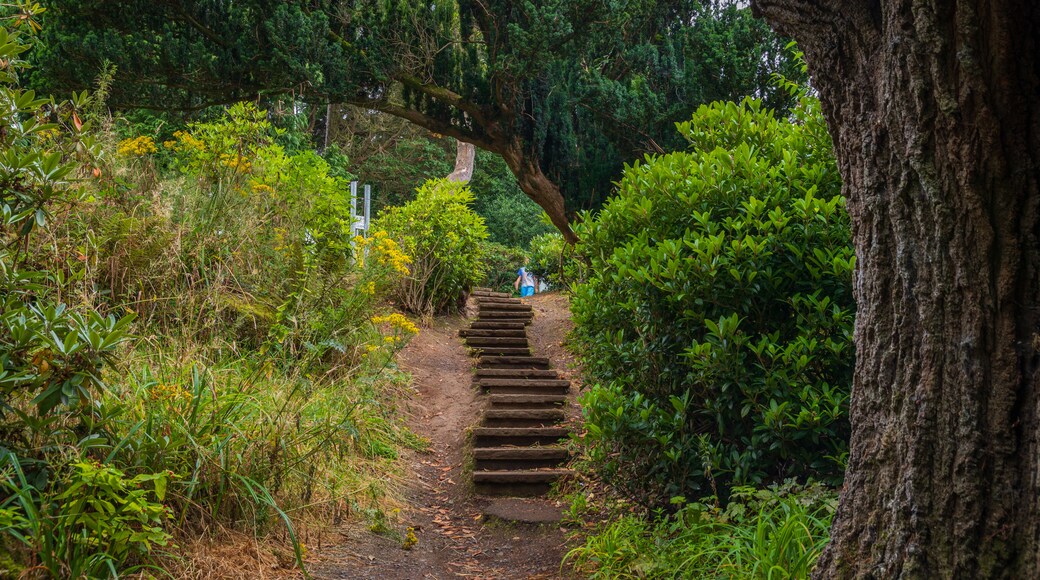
[344, 96, 503, 153]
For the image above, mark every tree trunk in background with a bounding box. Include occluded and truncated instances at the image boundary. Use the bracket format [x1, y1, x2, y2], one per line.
[752, 0, 1040, 577]
[501, 140, 578, 244]
[446, 140, 475, 183]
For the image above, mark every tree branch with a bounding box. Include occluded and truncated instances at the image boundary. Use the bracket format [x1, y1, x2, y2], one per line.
[392, 73, 487, 126]
[344, 95, 503, 153]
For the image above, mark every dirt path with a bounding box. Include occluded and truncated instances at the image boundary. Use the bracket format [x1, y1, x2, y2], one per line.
[309, 292, 580, 579]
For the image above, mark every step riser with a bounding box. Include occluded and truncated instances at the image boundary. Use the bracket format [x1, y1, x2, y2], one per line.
[472, 291, 512, 298]
[488, 401, 565, 409]
[459, 329, 528, 338]
[479, 312, 534, 319]
[469, 322, 528, 330]
[473, 482, 553, 497]
[465, 338, 530, 347]
[474, 434, 568, 446]
[475, 297, 524, 304]
[474, 458, 568, 470]
[479, 363, 550, 370]
[484, 410, 567, 422]
[483, 418, 566, 428]
[472, 348, 533, 357]
[482, 385, 570, 395]
[479, 304, 533, 312]
[479, 379, 570, 388]
[475, 370, 560, 379]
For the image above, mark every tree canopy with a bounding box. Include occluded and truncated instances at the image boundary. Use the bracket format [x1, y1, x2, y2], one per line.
[34, 0, 801, 240]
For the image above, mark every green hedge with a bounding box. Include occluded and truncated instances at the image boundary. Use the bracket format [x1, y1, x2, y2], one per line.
[572, 97, 853, 506]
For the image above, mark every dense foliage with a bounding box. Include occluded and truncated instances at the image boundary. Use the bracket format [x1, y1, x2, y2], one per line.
[376, 179, 488, 318]
[33, 0, 804, 239]
[0, 18, 422, 575]
[572, 95, 853, 507]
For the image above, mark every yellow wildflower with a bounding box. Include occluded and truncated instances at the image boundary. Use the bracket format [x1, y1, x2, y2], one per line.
[117, 135, 158, 157]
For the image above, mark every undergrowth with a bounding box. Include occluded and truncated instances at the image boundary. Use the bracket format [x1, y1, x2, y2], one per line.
[565, 482, 836, 579]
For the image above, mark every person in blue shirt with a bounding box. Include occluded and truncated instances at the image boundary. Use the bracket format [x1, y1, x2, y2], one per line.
[514, 265, 537, 297]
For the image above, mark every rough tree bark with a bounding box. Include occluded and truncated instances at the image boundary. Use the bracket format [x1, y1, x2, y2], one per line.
[446, 140, 475, 184]
[750, 0, 1040, 577]
[500, 140, 578, 244]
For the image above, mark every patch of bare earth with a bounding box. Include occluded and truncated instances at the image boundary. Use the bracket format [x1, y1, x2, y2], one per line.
[307, 292, 582, 579]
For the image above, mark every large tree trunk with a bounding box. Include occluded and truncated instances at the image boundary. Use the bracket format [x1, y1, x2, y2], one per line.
[446, 140, 476, 183]
[752, 0, 1040, 577]
[501, 140, 578, 244]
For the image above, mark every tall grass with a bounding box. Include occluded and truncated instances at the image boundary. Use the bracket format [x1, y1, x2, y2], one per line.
[565, 483, 836, 579]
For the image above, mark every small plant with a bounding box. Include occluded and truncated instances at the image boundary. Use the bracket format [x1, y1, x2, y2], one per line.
[565, 482, 836, 579]
[1, 453, 172, 578]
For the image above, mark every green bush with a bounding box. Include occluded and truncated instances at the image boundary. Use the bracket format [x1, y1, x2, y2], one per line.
[480, 242, 529, 294]
[565, 482, 836, 579]
[528, 231, 584, 289]
[573, 96, 853, 506]
[376, 179, 488, 317]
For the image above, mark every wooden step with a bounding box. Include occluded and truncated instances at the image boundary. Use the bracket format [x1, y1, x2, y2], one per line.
[476, 297, 524, 304]
[472, 469, 574, 496]
[466, 337, 529, 347]
[475, 368, 559, 379]
[483, 408, 566, 427]
[473, 447, 569, 470]
[479, 379, 570, 395]
[478, 311, 534, 320]
[481, 383, 569, 395]
[479, 303, 532, 312]
[472, 469, 573, 483]
[472, 290, 512, 298]
[473, 347, 533, 357]
[473, 427, 570, 447]
[459, 329, 527, 338]
[469, 321, 528, 330]
[488, 394, 568, 408]
[478, 356, 550, 369]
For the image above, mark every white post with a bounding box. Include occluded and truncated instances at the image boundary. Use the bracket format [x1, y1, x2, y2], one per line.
[363, 184, 372, 235]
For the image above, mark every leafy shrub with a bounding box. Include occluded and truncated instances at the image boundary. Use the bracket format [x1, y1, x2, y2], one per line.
[528, 231, 584, 289]
[480, 242, 529, 294]
[1, 16, 423, 576]
[376, 179, 488, 317]
[565, 482, 836, 579]
[1, 455, 172, 578]
[573, 96, 853, 506]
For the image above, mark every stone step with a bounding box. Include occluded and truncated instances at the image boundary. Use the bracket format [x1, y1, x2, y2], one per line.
[478, 356, 550, 369]
[479, 303, 532, 312]
[488, 394, 568, 408]
[466, 337, 530, 347]
[472, 347, 533, 357]
[483, 408, 567, 427]
[473, 446, 569, 470]
[459, 329, 528, 338]
[475, 368, 560, 379]
[473, 427, 570, 447]
[469, 321, 527, 330]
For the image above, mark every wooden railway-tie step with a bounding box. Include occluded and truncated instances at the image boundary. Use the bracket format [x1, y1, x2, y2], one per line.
[462, 292, 574, 497]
